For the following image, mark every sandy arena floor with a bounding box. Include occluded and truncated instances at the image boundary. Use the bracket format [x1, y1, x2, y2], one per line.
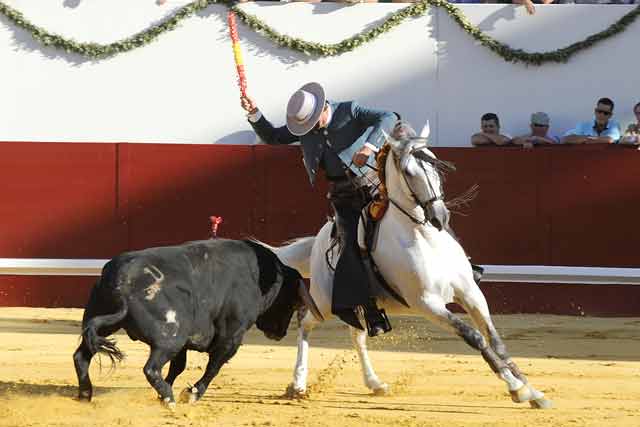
[0, 308, 639, 427]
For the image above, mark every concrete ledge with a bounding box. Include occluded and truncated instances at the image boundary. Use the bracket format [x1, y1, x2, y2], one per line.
[2, 259, 640, 285]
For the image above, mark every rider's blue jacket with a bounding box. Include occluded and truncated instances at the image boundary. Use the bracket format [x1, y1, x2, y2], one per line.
[249, 101, 397, 186]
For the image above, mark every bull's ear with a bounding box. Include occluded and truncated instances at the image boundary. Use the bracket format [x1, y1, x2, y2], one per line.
[297, 279, 324, 322]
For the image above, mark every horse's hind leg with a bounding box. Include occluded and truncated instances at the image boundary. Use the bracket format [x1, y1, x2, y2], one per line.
[350, 326, 388, 395]
[286, 310, 319, 398]
[455, 288, 552, 409]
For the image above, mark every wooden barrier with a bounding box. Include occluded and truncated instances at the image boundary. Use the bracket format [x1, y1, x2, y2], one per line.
[1, 142, 639, 312]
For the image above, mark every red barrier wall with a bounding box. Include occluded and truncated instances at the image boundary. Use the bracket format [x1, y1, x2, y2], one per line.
[1, 142, 639, 313]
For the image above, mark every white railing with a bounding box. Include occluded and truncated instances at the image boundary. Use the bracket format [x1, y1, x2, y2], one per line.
[1, 259, 640, 284]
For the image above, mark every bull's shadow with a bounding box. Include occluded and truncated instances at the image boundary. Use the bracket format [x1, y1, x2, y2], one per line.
[0, 317, 81, 334]
[0, 381, 138, 399]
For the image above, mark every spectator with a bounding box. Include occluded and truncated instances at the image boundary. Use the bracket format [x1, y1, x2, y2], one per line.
[561, 98, 621, 144]
[471, 113, 512, 146]
[512, 112, 559, 149]
[619, 102, 640, 145]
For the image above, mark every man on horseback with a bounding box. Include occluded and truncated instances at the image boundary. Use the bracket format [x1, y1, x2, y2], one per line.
[240, 82, 395, 337]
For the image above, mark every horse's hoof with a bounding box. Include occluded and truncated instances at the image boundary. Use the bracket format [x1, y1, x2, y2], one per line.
[372, 383, 390, 396]
[284, 383, 307, 399]
[530, 398, 553, 409]
[510, 385, 534, 403]
[179, 387, 199, 404]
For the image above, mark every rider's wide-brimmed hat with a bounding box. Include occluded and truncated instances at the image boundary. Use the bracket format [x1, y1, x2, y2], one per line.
[286, 82, 326, 136]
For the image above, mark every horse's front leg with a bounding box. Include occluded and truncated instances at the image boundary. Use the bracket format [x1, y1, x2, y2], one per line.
[457, 290, 552, 409]
[350, 326, 389, 395]
[286, 311, 317, 398]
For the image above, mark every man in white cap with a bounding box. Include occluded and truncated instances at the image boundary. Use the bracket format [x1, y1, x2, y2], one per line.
[240, 83, 397, 337]
[512, 112, 559, 149]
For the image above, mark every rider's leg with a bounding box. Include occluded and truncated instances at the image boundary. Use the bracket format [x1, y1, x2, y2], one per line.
[330, 185, 390, 337]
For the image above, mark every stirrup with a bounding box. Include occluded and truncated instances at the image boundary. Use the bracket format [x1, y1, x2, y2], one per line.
[364, 308, 392, 337]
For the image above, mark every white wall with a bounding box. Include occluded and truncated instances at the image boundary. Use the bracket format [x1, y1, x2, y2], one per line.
[1, 1, 638, 146]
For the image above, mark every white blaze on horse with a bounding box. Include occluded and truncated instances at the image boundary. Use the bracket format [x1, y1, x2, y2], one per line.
[270, 126, 552, 409]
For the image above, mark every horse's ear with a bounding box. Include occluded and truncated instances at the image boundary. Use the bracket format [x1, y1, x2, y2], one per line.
[419, 120, 430, 139]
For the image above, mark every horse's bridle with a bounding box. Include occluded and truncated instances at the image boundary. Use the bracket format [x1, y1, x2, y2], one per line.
[388, 144, 444, 226]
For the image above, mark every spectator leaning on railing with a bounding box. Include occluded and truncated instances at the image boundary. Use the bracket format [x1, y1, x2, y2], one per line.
[561, 98, 622, 144]
[619, 102, 640, 145]
[511, 112, 559, 149]
[471, 113, 512, 146]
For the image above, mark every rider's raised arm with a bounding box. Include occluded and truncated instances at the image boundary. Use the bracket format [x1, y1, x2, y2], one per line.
[350, 101, 397, 151]
[249, 114, 299, 146]
[241, 94, 299, 145]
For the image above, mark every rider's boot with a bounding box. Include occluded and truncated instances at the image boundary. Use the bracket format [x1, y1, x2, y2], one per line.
[363, 301, 392, 338]
[471, 263, 484, 285]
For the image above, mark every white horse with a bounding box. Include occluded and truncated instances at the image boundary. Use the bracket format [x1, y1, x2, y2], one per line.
[269, 131, 552, 409]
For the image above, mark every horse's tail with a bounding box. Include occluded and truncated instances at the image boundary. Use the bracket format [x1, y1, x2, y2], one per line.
[81, 293, 127, 369]
[248, 236, 315, 279]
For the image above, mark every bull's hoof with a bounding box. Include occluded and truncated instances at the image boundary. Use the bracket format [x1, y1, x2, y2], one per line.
[372, 383, 390, 396]
[179, 387, 199, 404]
[161, 396, 176, 411]
[530, 398, 553, 409]
[284, 383, 307, 399]
[77, 390, 92, 401]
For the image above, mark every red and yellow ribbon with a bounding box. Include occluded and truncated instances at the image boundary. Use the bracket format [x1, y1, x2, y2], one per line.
[227, 11, 247, 97]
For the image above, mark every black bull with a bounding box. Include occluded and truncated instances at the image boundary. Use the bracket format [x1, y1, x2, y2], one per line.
[73, 239, 321, 406]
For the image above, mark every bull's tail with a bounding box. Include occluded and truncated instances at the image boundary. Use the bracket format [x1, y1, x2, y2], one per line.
[82, 294, 127, 368]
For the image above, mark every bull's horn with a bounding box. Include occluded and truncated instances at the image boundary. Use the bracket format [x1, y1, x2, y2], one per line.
[298, 279, 324, 322]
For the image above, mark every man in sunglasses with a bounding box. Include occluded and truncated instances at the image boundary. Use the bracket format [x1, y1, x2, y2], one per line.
[240, 82, 398, 337]
[562, 98, 622, 144]
[512, 112, 559, 149]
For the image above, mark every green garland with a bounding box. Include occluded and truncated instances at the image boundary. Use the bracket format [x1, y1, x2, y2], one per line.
[0, 0, 639, 65]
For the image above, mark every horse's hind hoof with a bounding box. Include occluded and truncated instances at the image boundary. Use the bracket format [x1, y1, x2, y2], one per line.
[372, 383, 390, 396]
[530, 398, 553, 409]
[179, 386, 199, 404]
[284, 383, 307, 399]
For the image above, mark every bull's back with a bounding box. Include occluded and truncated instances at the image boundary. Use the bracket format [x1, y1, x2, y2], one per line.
[103, 240, 263, 345]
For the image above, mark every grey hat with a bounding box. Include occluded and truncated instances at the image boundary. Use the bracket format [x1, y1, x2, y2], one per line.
[286, 82, 326, 136]
[531, 112, 550, 126]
